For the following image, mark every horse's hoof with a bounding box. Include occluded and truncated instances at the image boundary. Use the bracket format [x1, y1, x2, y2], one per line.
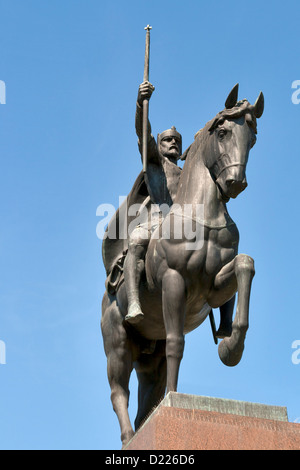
[218, 338, 244, 367]
[121, 430, 135, 449]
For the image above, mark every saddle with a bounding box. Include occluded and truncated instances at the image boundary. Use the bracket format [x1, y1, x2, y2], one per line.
[105, 250, 127, 296]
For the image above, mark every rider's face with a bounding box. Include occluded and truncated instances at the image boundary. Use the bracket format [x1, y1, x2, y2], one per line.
[159, 136, 180, 160]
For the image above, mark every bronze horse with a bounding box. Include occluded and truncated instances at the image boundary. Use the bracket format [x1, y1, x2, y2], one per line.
[101, 85, 264, 447]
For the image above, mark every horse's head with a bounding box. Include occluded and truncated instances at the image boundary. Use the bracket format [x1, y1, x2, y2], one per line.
[204, 84, 264, 201]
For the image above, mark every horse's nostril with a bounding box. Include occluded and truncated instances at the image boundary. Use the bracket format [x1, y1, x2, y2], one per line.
[226, 179, 234, 188]
[225, 178, 248, 196]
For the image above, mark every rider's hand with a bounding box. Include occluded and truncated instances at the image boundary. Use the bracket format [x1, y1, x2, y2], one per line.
[137, 81, 155, 106]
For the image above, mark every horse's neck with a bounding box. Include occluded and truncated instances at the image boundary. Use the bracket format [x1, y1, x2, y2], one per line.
[175, 150, 229, 226]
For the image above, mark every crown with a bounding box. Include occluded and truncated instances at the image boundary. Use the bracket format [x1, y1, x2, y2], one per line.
[158, 126, 182, 143]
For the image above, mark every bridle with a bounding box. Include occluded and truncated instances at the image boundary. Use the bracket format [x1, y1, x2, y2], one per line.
[210, 153, 247, 180]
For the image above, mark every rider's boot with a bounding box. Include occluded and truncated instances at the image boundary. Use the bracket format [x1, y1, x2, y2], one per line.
[124, 243, 146, 325]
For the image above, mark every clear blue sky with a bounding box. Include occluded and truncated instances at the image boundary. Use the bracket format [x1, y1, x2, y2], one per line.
[0, 0, 299, 450]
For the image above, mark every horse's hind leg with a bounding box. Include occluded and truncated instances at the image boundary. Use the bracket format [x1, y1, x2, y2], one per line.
[101, 294, 134, 447]
[134, 342, 167, 431]
[216, 295, 236, 339]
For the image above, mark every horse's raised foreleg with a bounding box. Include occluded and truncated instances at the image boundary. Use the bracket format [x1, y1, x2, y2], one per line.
[211, 254, 255, 367]
[162, 269, 186, 393]
[101, 294, 134, 448]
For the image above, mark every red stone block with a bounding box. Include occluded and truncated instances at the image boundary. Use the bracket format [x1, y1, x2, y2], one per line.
[125, 393, 300, 450]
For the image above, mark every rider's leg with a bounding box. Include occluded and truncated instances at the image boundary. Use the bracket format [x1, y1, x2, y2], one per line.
[124, 226, 149, 324]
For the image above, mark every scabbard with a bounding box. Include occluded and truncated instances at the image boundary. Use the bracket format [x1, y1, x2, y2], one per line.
[209, 310, 218, 345]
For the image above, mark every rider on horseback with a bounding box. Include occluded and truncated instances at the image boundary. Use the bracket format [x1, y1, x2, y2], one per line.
[124, 81, 182, 324]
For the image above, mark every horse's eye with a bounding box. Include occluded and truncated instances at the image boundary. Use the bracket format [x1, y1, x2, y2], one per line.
[218, 129, 227, 139]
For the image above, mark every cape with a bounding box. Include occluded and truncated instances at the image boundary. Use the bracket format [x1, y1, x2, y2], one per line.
[102, 170, 149, 278]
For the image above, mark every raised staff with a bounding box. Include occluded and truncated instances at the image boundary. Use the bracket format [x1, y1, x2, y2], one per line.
[142, 24, 152, 173]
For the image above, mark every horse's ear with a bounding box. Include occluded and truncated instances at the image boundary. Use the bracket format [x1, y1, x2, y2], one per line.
[225, 83, 239, 109]
[254, 91, 264, 118]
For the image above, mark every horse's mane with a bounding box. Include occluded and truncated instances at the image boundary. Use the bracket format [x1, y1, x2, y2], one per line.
[181, 99, 257, 162]
[197, 99, 257, 137]
[181, 117, 212, 160]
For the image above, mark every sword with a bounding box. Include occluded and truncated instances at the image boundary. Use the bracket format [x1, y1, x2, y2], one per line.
[142, 25, 152, 173]
[209, 310, 218, 345]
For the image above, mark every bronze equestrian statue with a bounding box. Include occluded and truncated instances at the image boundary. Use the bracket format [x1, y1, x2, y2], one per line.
[101, 79, 264, 447]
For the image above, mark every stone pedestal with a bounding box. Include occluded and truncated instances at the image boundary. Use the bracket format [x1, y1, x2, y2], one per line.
[125, 392, 300, 450]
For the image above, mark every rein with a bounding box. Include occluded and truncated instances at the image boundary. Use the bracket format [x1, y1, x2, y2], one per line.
[169, 207, 235, 230]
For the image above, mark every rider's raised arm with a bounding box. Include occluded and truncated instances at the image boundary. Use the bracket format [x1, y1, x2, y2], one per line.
[135, 82, 159, 165]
